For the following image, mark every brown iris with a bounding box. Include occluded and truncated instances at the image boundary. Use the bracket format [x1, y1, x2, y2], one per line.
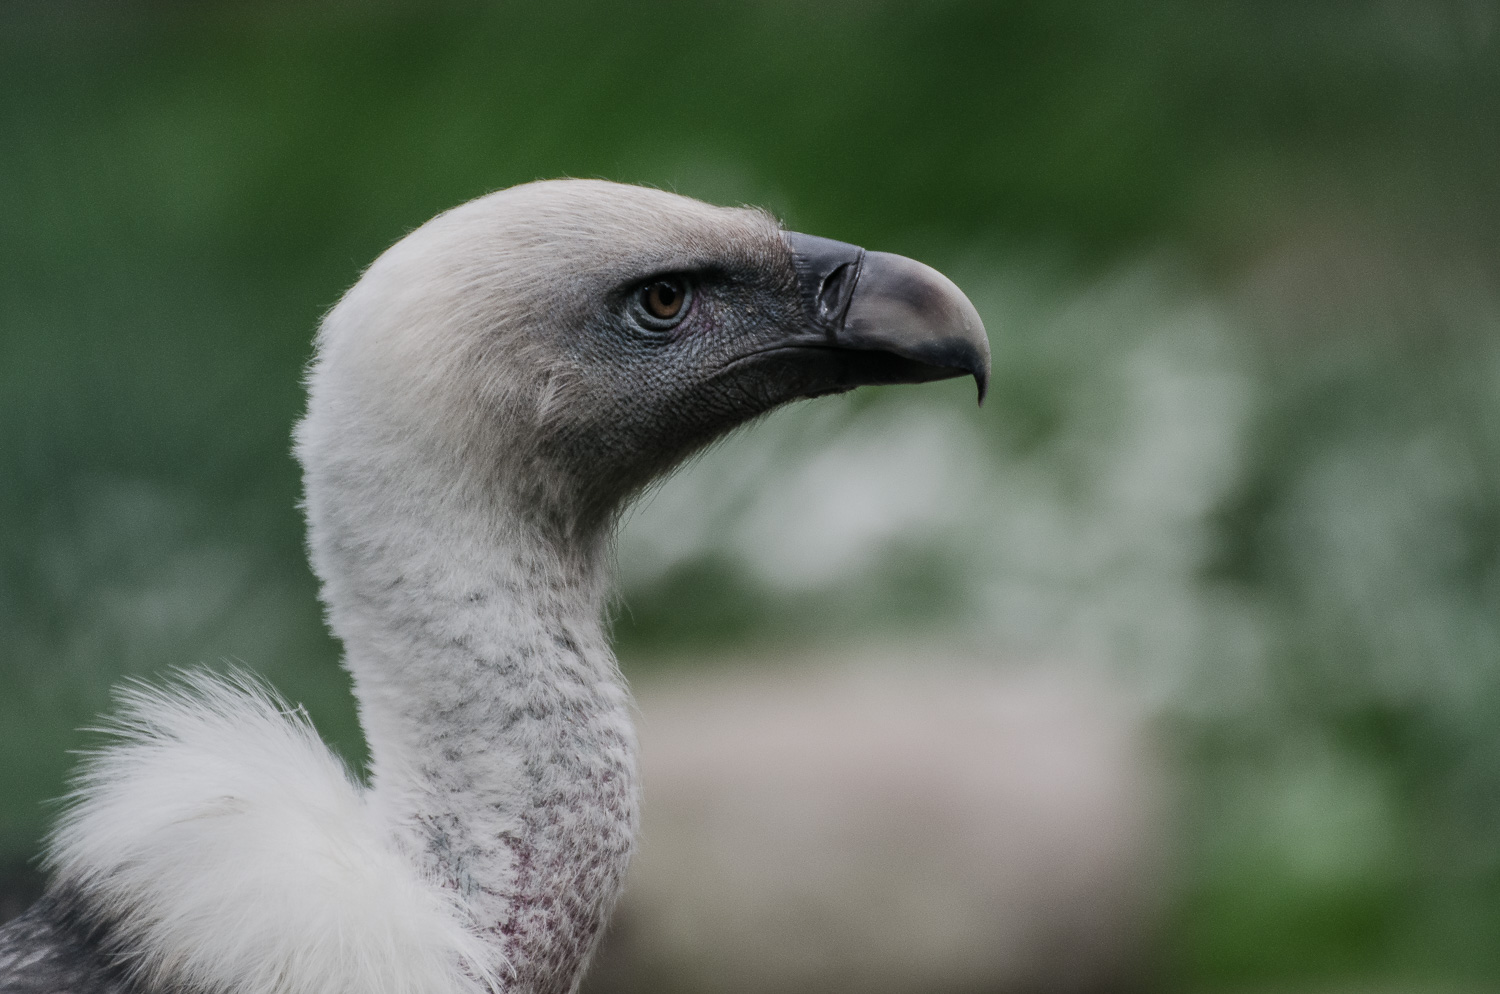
[643, 279, 686, 321]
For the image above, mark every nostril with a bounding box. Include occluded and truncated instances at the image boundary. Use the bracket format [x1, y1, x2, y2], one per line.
[816, 259, 861, 327]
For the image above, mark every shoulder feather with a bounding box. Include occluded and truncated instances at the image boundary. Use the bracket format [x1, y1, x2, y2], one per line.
[45, 671, 498, 994]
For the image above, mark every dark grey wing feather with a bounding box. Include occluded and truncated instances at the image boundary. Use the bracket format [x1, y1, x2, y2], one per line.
[0, 892, 139, 994]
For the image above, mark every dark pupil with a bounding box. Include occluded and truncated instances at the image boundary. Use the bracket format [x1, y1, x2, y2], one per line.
[647, 281, 681, 317]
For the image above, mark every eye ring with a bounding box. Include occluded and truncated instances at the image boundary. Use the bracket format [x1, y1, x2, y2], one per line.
[631, 276, 693, 330]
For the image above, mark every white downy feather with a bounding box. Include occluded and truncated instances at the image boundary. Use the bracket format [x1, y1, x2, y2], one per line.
[46, 671, 500, 994]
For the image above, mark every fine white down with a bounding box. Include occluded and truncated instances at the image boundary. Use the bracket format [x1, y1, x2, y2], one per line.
[46, 672, 499, 994]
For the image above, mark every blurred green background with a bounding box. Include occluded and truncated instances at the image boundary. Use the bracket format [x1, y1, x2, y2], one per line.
[3, 0, 1500, 989]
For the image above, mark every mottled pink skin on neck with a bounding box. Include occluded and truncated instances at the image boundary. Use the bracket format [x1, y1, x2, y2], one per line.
[345, 556, 639, 994]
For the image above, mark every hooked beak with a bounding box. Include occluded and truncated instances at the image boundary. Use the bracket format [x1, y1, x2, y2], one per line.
[784, 231, 991, 404]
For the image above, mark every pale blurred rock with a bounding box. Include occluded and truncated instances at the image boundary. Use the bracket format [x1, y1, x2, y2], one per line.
[585, 658, 1168, 994]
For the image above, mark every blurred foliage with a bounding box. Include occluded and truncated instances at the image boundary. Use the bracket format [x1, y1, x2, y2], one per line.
[3, 0, 1500, 990]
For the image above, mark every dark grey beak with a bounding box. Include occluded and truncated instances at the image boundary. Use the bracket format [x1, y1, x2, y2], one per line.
[786, 232, 991, 403]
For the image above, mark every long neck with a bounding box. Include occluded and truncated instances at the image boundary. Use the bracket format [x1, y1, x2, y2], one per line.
[311, 467, 639, 994]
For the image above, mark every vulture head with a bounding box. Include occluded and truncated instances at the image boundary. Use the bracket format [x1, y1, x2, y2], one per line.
[301, 179, 988, 548]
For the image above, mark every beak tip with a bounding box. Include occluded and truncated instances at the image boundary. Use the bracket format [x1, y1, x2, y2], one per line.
[966, 314, 990, 407]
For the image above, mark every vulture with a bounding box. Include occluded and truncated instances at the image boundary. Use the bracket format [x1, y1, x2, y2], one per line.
[0, 179, 988, 994]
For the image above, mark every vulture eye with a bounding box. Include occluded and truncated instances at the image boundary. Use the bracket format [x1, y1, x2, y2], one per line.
[632, 277, 692, 330]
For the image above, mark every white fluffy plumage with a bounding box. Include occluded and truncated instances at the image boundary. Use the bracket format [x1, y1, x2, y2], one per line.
[46, 671, 499, 994]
